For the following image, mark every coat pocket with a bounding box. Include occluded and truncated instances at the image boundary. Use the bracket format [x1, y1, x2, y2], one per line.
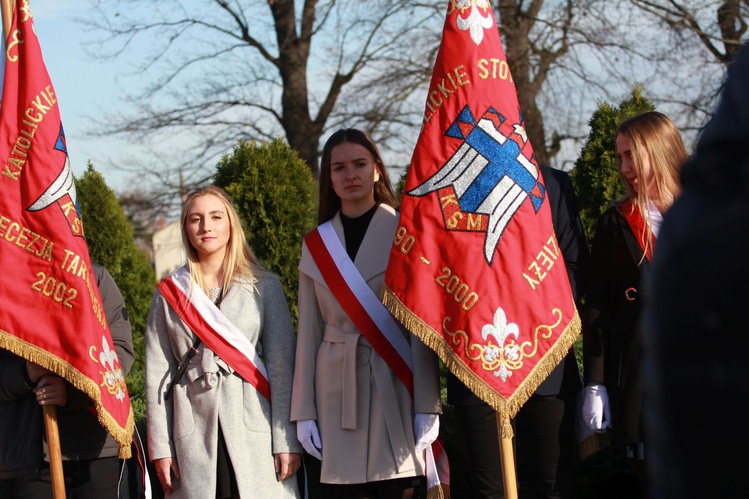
[242, 379, 272, 433]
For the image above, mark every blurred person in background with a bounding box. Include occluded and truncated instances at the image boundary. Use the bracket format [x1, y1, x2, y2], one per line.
[643, 43, 749, 498]
[582, 111, 687, 494]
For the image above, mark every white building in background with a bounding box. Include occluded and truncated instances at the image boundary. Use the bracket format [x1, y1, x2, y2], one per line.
[153, 220, 184, 279]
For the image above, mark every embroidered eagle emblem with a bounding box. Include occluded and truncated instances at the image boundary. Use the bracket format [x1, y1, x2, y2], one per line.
[408, 105, 544, 265]
[26, 124, 84, 237]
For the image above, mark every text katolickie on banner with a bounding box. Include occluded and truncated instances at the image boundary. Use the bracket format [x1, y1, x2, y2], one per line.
[0, 0, 133, 456]
[382, 1, 580, 431]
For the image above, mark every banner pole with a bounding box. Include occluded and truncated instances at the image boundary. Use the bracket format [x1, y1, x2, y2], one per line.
[1, 0, 13, 40]
[43, 405, 67, 499]
[498, 414, 518, 499]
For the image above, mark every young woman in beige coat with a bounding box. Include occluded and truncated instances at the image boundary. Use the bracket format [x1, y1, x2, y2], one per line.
[291, 129, 442, 498]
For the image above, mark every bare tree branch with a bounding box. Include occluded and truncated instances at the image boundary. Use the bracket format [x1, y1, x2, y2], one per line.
[81, 0, 747, 211]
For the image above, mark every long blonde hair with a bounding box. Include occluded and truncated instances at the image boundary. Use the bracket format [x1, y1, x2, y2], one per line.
[616, 111, 687, 257]
[180, 185, 268, 294]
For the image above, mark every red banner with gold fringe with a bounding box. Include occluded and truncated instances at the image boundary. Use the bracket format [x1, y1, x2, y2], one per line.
[382, 1, 580, 424]
[0, 0, 133, 456]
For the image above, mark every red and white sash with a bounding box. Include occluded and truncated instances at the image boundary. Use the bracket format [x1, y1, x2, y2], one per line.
[305, 221, 448, 495]
[619, 199, 655, 262]
[305, 221, 414, 394]
[158, 267, 271, 400]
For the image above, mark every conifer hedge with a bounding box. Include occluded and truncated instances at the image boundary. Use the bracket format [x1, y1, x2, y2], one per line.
[213, 138, 318, 327]
[75, 163, 157, 429]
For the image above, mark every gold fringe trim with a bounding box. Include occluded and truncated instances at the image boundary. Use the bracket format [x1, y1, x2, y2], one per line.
[383, 285, 581, 439]
[579, 431, 610, 461]
[0, 329, 134, 458]
[427, 484, 446, 499]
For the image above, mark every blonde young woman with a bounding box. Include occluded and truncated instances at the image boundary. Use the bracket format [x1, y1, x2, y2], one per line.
[582, 111, 687, 488]
[145, 186, 301, 499]
[291, 129, 442, 499]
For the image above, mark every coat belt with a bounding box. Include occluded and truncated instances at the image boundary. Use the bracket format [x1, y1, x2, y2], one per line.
[323, 326, 411, 472]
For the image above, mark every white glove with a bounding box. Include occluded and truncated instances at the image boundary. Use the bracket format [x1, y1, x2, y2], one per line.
[583, 384, 612, 433]
[414, 413, 439, 453]
[296, 419, 322, 460]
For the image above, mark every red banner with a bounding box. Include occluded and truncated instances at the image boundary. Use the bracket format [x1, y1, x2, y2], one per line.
[383, 1, 580, 421]
[0, 0, 133, 455]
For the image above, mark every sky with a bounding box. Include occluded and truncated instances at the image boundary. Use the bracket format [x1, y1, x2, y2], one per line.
[17, 0, 414, 199]
[31, 0, 136, 192]
[19, 0, 723, 195]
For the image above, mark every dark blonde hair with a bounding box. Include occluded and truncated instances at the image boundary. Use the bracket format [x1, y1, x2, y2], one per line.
[616, 111, 687, 257]
[180, 185, 268, 294]
[317, 128, 397, 224]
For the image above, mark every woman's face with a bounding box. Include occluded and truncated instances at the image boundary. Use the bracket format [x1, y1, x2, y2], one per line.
[185, 194, 231, 261]
[616, 134, 641, 192]
[329, 142, 380, 214]
[617, 133, 657, 199]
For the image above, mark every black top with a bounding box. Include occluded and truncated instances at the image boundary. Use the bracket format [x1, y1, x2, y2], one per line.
[340, 203, 379, 260]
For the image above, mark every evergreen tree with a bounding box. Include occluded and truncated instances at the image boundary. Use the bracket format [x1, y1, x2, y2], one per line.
[395, 165, 408, 205]
[75, 163, 157, 427]
[214, 138, 318, 326]
[570, 86, 656, 242]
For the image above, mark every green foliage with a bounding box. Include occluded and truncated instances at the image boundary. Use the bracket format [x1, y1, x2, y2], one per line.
[570, 86, 656, 242]
[394, 164, 409, 204]
[75, 163, 157, 430]
[213, 138, 318, 327]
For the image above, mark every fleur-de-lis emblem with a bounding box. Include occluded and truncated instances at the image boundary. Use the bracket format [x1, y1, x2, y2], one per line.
[481, 307, 519, 381]
[99, 336, 117, 368]
[455, 0, 494, 45]
[444, 306, 563, 385]
[98, 336, 127, 401]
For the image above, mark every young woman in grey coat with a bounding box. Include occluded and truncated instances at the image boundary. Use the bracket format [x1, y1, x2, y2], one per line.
[145, 186, 301, 499]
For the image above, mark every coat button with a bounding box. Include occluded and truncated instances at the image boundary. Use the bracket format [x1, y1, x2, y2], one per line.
[358, 352, 370, 365]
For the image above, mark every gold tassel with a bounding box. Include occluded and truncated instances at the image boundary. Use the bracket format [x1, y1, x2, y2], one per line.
[118, 442, 132, 459]
[579, 431, 610, 461]
[426, 484, 445, 499]
[498, 414, 514, 440]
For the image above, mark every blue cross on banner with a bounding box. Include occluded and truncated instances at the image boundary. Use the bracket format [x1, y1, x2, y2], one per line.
[409, 105, 545, 265]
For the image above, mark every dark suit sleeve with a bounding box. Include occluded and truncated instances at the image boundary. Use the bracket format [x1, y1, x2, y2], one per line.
[95, 264, 135, 376]
[0, 351, 35, 401]
[541, 166, 590, 302]
[581, 208, 622, 386]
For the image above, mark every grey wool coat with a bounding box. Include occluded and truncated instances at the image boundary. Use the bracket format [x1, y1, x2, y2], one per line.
[145, 268, 301, 499]
[291, 204, 442, 484]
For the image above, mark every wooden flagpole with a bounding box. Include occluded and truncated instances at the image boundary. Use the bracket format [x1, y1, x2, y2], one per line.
[1, 0, 12, 39]
[498, 414, 518, 499]
[1, 2, 66, 497]
[43, 405, 67, 498]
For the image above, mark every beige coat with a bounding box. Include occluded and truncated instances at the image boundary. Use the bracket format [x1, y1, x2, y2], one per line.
[291, 204, 442, 484]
